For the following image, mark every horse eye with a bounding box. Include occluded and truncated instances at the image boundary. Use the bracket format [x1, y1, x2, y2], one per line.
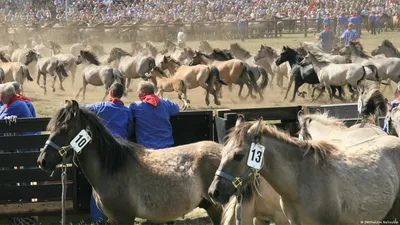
[233, 153, 244, 161]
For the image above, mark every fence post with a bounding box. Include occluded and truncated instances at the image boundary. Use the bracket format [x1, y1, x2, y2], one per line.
[304, 18, 308, 37]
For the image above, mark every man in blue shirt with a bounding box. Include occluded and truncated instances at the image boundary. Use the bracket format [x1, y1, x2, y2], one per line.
[84, 82, 133, 223]
[237, 15, 247, 42]
[337, 12, 348, 35]
[369, 11, 377, 35]
[9, 82, 36, 118]
[316, 24, 335, 53]
[0, 84, 32, 120]
[129, 81, 179, 149]
[340, 23, 360, 46]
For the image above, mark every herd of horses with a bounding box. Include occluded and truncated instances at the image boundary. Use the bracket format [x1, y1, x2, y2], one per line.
[35, 80, 400, 224]
[2, 36, 400, 110]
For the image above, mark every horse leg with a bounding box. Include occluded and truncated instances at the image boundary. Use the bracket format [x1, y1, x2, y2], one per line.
[237, 83, 245, 100]
[126, 78, 133, 92]
[58, 73, 65, 91]
[200, 83, 211, 106]
[102, 89, 108, 101]
[36, 70, 41, 87]
[43, 73, 47, 95]
[51, 73, 57, 92]
[71, 65, 77, 86]
[326, 85, 334, 103]
[198, 199, 222, 225]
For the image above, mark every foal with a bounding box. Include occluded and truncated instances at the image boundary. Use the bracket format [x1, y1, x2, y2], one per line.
[146, 66, 190, 110]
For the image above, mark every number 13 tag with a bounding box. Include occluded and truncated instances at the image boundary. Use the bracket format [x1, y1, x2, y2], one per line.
[70, 129, 91, 154]
[247, 142, 265, 170]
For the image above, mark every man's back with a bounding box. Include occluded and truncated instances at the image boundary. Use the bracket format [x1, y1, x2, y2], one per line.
[86, 101, 133, 140]
[0, 98, 31, 119]
[130, 98, 179, 149]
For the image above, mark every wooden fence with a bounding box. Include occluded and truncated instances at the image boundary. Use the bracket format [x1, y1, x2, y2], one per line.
[0, 103, 384, 218]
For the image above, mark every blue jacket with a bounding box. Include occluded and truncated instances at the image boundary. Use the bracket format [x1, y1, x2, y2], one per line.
[338, 16, 348, 25]
[0, 97, 33, 137]
[340, 29, 360, 46]
[85, 101, 133, 140]
[368, 14, 376, 22]
[375, 14, 380, 23]
[129, 99, 179, 149]
[24, 100, 36, 118]
[323, 17, 330, 25]
[318, 30, 334, 47]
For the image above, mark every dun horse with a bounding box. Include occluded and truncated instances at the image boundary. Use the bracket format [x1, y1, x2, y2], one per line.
[0, 51, 33, 93]
[36, 57, 69, 94]
[76, 50, 125, 101]
[107, 47, 155, 92]
[146, 66, 190, 110]
[37, 100, 223, 224]
[209, 116, 400, 224]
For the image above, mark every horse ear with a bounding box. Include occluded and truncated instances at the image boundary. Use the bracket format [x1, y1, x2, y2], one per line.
[71, 100, 80, 114]
[255, 117, 264, 137]
[64, 100, 72, 108]
[235, 114, 245, 128]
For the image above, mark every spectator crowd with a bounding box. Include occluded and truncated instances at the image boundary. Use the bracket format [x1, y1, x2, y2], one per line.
[0, 0, 399, 25]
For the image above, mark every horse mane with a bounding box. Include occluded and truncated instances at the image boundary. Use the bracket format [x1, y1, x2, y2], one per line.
[111, 47, 132, 57]
[200, 40, 212, 49]
[80, 50, 100, 66]
[227, 122, 338, 166]
[152, 66, 167, 76]
[211, 48, 234, 60]
[166, 56, 182, 66]
[299, 112, 347, 128]
[361, 88, 388, 117]
[349, 41, 372, 58]
[382, 39, 400, 55]
[47, 105, 145, 174]
[230, 43, 251, 58]
[295, 46, 307, 56]
[309, 52, 333, 63]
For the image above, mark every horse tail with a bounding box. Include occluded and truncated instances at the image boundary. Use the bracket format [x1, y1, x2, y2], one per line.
[149, 57, 156, 70]
[258, 66, 269, 91]
[0, 67, 4, 84]
[358, 65, 367, 87]
[239, 62, 248, 79]
[246, 64, 260, 93]
[364, 64, 379, 81]
[22, 65, 33, 81]
[210, 65, 227, 85]
[112, 68, 125, 91]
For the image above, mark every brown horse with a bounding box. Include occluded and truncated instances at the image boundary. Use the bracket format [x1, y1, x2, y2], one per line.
[160, 55, 181, 75]
[37, 100, 223, 224]
[0, 51, 33, 93]
[146, 66, 190, 110]
[189, 51, 263, 101]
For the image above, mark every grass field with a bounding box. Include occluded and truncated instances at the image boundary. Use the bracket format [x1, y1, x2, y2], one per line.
[7, 31, 400, 224]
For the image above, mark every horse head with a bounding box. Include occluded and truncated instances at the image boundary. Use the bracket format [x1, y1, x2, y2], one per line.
[372, 39, 400, 56]
[0, 51, 11, 63]
[275, 45, 298, 66]
[37, 100, 82, 172]
[56, 61, 69, 78]
[358, 84, 387, 118]
[208, 115, 264, 205]
[108, 47, 129, 63]
[26, 50, 41, 65]
[189, 50, 206, 66]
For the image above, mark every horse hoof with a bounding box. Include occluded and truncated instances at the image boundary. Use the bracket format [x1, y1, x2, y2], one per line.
[251, 95, 257, 99]
[127, 88, 133, 92]
[215, 101, 221, 106]
[52, 89, 56, 92]
[290, 99, 295, 103]
[205, 100, 210, 106]
[61, 88, 65, 92]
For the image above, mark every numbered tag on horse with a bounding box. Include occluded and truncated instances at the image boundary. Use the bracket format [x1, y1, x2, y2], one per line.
[247, 142, 265, 170]
[70, 129, 91, 153]
[357, 97, 363, 114]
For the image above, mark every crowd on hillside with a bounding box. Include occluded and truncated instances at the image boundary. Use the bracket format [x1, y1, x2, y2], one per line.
[0, 0, 399, 25]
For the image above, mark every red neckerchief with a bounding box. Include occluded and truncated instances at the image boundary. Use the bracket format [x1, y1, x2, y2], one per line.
[5, 94, 19, 109]
[396, 91, 400, 101]
[16, 94, 32, 102]
[109, 97, 124, 105]
[140, 94, 160, 107]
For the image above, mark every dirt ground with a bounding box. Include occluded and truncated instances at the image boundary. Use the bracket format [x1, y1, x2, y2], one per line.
[8, 32, 399, 224]
[24, 32, 400, 117]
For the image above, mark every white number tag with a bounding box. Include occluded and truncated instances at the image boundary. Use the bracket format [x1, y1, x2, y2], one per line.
[357, 97, 363, 114]
[70, 129, 91, 153]
[247, 142, 265, 170]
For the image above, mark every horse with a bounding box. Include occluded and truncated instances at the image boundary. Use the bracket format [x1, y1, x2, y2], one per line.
[386, 103, 400, 137]
[276, 46, 345, 102]
[371, 39, 400, 58]
[0, 41, 20, 56]
[208, 115, 400, 224]
[189, 51, 263, 101]
[76, 50, 125, 101]
[131, 41, 144, 55]
[146, 66, 190, 110]
[161, 55, 226, 106]
[160, 55, 181, 75]
[340, 41, 400, 93]
[254, 45, 289, 92]
[297, 111, 387, 146]
[35, 57, 69, 94]
[300, 51, 378, 102]
[357, 82, 388, 127]
[37, 99, 224, 224]
[53, 53, 81, 85]
[0, 51, 33, 93]
[11, 48, 41, 66]
[107, 47, 155, 92]
[198, 40, 214, 54]
[229, 43, 252, 61]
